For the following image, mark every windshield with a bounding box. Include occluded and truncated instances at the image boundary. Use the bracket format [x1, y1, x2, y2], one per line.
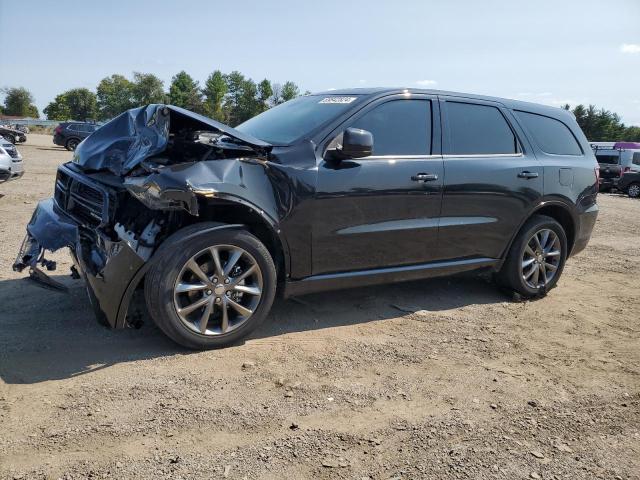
[236, 95, 361, 145]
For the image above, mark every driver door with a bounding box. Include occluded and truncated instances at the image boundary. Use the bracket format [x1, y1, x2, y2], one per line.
[312, 95, 443, 275]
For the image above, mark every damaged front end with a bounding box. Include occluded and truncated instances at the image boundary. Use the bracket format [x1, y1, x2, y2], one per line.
[13, 104, 280, 329]
[13, 164, 165, 328]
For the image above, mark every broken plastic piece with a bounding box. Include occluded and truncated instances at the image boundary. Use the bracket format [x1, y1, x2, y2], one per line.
[28, 267, 68, 292]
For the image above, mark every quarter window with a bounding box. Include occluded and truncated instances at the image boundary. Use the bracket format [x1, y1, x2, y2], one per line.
[446, 102, 520, 155]
[515, 110, 582, 156]
[349, 100, 431, 156]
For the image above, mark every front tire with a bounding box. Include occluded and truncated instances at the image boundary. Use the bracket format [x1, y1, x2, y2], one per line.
[496, 215, 567, 298]
[144, 224, 277, 349]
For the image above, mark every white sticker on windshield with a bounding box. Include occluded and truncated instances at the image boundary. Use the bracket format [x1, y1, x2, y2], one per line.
[319, 96, 357, 104]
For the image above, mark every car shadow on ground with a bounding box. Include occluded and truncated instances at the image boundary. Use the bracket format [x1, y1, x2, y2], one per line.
[0, 272, 507, 385]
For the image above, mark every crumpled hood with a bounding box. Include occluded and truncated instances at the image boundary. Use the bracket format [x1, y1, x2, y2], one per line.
[72, 104, 272, 176]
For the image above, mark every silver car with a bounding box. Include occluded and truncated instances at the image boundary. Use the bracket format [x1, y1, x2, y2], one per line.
[0, 139, 23, 183]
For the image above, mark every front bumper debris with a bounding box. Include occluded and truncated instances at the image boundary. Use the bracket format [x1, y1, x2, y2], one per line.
[13, 198, 148, 328]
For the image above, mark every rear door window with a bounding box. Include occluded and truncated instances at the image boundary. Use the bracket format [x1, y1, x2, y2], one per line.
[595, 154, 619, 165]
[633, 152, 640, 166]
[515, 111, 582, 156]
[445, 102, 520, 155]
[349, 99, 432, 156]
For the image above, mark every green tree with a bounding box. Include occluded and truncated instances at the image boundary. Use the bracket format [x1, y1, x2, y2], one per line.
[257, 79, 273, 113]
[624, 126, 640, 141]
[237, 78, 259, 124]
[132, 72, 166, 105]
[43, 88, 97, 121]
[203, 70, 227, 121]
[169, 71, 203, 112]
[566, 103, 640, 142]
[2, 87, 39, 117]
[96, 74, 135, 120]
[43, 93, 71, 120]
[223, 71, 247, 125]
[281, 81, 300, 102]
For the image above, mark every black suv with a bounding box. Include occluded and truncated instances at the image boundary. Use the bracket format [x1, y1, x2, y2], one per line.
[15, 89, 599, 349]
[53, 122, 99, 150]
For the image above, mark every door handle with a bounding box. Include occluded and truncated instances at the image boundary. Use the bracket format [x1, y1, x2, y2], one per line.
[517, 171, 539, 179]
[411, 173, 438, 182]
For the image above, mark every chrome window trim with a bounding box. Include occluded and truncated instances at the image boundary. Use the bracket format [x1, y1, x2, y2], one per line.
[357, 154, 443, 161]
[443, 153, 524, 159]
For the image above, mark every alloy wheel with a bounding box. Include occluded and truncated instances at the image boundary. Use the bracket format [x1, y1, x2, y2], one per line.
[520, 228, 562, 289]
[173, 244, 263, 335]
[628, 183, 640, 198]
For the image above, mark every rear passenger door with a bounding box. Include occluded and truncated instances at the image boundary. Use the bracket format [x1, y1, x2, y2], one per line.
[67, 123, 81, 138]
[512, 110, 592, 216]
[438, 98, 543, 261]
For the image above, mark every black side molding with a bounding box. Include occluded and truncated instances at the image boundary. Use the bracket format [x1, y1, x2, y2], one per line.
[284, 257, 498, 298]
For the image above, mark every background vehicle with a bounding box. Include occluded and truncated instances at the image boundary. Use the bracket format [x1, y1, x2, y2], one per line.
[15, 90, 599, 349]
[0, 139, 23, 183]
[0, 125, 27, 144]
[1, 123, 30, 134]
[53, 122, 100, 150]
[617, 171, 640, 198]
[591, 142, 640, 191]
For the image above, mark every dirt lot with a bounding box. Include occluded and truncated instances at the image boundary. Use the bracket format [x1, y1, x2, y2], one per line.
[0, 134, 638, 479]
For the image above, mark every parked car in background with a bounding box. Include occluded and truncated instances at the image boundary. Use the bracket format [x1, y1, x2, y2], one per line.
[0, 125, 27, 144]
[14, 90, 599, 349]
[53, 122, 100, 151]
[591, 142, 640, 191]
[13, 124, 29, 134]
[616, 171, 640, 198]
[0, 138, 23, 183]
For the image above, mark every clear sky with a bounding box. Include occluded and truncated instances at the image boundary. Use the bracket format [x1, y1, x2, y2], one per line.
[1, 0, 639, 124]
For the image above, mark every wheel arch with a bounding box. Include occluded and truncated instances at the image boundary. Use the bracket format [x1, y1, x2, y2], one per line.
[197, 196, 290, 282]
[532, 203, 576, 254]
[500, 199, 578, 265]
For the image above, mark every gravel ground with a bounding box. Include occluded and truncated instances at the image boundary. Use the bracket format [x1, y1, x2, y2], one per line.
[0, 135, 638, 479]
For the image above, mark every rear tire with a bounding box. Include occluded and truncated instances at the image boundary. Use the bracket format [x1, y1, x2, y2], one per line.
[496, 215, 567, 298]
[144, 224, 277, 349]
[65, 138, 79, 151]
[627, 182, 640, 198]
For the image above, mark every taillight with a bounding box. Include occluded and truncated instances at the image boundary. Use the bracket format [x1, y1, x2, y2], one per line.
[594, 166, 600, 192]
[54, 126, 62, 134]
[621, 166, 630, 176]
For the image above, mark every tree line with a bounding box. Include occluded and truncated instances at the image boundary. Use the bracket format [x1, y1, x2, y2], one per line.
[1, 71, 306, 127]
[561, 104, 640, 142]
[2, 81, 640, 140]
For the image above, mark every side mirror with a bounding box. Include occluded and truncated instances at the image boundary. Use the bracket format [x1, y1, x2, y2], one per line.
[326, 127, 373, 161]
